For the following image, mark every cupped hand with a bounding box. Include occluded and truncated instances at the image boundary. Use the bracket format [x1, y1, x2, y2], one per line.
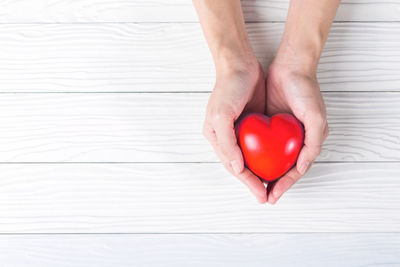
[265, 62, 329, 204]
[203, 61, 268, 203]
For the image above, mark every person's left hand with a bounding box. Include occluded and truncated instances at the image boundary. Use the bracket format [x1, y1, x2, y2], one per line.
[264, 61, 329, 204]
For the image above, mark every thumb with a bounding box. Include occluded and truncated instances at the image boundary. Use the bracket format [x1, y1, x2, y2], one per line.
[213, 114, 245, 175]
[296, 116, 327, 175]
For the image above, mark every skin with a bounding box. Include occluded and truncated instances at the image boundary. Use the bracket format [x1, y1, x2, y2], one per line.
[193, 0, 340, 204]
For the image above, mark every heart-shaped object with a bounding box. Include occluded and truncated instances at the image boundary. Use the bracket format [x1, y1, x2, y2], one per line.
[235, 113, 304, 182]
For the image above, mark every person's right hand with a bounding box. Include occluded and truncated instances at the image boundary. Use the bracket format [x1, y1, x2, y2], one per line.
[202, 60, 268, 203]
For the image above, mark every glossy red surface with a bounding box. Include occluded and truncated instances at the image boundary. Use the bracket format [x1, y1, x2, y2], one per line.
[235, 113, 304, 181]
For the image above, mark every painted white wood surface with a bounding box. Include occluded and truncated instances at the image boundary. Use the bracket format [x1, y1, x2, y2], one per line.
[0, 0, 399, 264]
[0, 0, 399, 22]
[0, 163, 398, 233]
[1, 23, 400, 92]
[0, 234, 398, 267]
[0, 93, 399, 162]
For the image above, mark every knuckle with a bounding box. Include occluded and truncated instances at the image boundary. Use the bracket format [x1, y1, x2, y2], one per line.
[311, 146, 322, 157]
[219, 142, 232, 156]
[314, 113, 326, 125]
[202, 123, 216, 143]
[202, 121, 209, 138]
[212, 112, 227, 123]
[212, 106, 234, 124]
[287, 174, 297, 184]
[307, 107, 326, 125]
[220, 160, 234, 173]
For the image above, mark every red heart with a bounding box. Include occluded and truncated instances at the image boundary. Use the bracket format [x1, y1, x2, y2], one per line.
[235, 113, 304, 182]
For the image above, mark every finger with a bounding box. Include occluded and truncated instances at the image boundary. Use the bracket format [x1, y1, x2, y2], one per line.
[235, 168, 268, 204]
[212, 114, 245, 175]
[296, 115, 326, 175]
[323, 123, 330, 140]
[205, 115, 267, 203]
[266, 180, 277, 202]
[267, 167, 302, 204]
[209, 138, 267, 204]
[202, 120, 217, 144]
[217, 145, 267, 204]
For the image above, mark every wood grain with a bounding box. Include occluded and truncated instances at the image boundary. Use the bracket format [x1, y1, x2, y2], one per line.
[0, 234, 398, 266]
[1, 23, 400, 92]
[0, 93, 399, 162]
[0, 162, 399, 233]
[0, 0, 398, 262]
[0, 0, 399, 22]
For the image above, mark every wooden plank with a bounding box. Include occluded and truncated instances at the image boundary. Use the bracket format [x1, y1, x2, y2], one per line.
[0, 1, 399, 22]
[0, 234, 398, 266]
[0, 162, 399, 233]
[0, 93, 399, 162]
[321, 92, 400, 161]
[1, 23, 400, 92]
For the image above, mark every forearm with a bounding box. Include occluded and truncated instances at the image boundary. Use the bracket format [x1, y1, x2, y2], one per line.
[275, 0, 341, 75]
[192, 0, 257, 75]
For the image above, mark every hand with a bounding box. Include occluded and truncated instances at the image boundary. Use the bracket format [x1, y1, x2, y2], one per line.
[203, 61, 268, 203]
[265, 62, 329, 204]
[193, 0, 338, 204]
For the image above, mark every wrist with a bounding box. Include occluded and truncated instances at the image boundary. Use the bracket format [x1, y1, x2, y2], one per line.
[268, 43, 319, 89]
[273, 40, 321, 77]
[214, 48, 259, 78]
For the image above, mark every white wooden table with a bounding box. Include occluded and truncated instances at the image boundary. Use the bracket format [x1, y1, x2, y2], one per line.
[0, 1, 399, 266]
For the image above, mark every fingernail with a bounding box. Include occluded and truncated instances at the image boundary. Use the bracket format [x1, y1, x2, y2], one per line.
[299, 161, 310, 175]
[257, 197, 266, 204]
[231, 160, 241, 174]
[268, 197, 277, 205]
